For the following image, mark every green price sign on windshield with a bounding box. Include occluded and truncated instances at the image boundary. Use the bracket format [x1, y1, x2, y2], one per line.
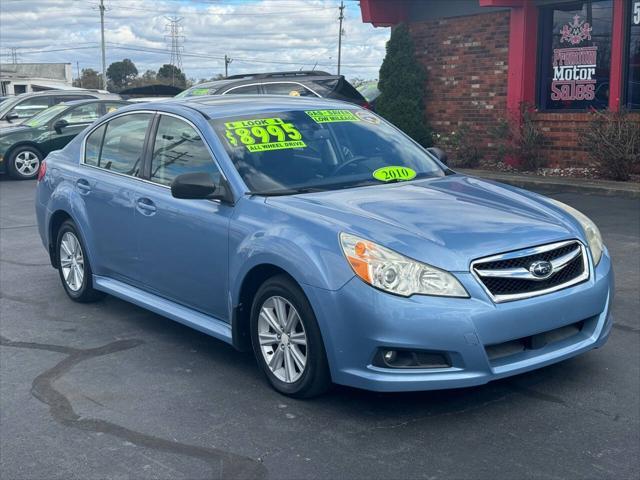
[224, 117, 306, 152]
[305, 110, 360, 123]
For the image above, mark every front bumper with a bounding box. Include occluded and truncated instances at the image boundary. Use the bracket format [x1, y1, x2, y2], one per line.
[303, 249, 613, 392]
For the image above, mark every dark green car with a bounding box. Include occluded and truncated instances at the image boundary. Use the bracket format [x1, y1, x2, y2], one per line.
[0, 99, 128, 179]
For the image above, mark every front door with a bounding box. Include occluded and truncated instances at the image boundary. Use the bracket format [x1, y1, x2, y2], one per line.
[43, 102, 102, 153]
[133, 114, 232, 321]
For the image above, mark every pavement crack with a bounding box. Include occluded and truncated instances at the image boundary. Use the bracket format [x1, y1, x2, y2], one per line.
[507, 384, 568, 407]
[613, 323, 640, 334]
[0, 335, 267, 479]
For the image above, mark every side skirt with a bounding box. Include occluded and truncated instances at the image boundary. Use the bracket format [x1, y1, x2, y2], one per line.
[93, 275, 233, 345]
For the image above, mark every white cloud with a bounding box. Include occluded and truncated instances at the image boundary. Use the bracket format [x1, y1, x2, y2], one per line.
[0, 0, 390, 81]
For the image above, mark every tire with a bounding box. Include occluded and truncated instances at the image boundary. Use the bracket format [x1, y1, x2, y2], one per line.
[250, 275, 331, 398]
[55, 220, 103, 303]
[7, 146, 42, 180]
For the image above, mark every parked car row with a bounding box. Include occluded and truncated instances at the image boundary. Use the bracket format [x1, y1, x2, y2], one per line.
[0, 89, 121, 129]
[0, 99, 129, 179]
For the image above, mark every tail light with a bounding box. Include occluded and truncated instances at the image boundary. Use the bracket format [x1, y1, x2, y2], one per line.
[37, 160, 47, 182]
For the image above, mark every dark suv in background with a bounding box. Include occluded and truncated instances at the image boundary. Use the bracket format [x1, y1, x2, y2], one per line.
[176, 71, 370, 107]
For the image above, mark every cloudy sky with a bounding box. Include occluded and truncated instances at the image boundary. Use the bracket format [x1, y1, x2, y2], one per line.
[0, 0, 390, 82]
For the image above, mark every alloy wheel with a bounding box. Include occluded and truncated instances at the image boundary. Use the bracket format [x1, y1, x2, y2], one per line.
[59, 232, 84, 292]
[257, 296, 308, 383]
[14, 150, 40, 177]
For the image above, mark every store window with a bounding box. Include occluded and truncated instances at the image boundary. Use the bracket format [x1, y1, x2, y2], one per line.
[628, 0, 640, 109]
[538, 0, 613, 110]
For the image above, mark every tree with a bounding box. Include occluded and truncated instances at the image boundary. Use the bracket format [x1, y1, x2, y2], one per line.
[156, 64, 186, 88]
[376, 24, 432, 147]
[73, 68, 101, 89]
[106, 59, 138, 90]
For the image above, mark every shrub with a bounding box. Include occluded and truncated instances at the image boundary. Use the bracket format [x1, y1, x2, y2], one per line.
[376, 24, 432, 147]
[491, 103, 546, 171]
[447, 124, 481, 168]
[580, 109, 640, 181]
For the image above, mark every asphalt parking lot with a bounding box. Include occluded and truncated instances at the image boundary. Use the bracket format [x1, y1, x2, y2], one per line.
[1, 176, 639, 480]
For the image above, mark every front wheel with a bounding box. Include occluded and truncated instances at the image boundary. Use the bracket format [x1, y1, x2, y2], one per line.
[7, 146, 42, 180]
[250, 275, 331, 398]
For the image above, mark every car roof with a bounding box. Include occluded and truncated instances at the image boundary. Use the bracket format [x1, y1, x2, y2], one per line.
[61, 99, 128, 107]
[13, 89, 112, 98]
[156, 94, 362, 120]
[188, 73, 340, 92]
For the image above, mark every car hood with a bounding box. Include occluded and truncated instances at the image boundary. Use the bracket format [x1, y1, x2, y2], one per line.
[266, 174, 582, 272]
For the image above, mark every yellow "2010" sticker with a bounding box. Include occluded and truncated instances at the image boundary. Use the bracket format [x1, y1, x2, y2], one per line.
[373, 166, 417, 182]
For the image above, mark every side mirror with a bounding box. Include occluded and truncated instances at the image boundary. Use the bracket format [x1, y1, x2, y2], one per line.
[171, 172, 233, 203]
[426, 147, 448, 166]
[53, 119, 69, 133]
[5, 111, 19, 122]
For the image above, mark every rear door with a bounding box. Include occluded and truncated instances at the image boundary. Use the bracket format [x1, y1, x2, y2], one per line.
[78, 112, 153, 283]
[133, 113, 233, 320]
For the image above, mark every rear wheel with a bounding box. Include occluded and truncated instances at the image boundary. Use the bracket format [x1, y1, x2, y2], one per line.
[250, 275, 331, 398]
[7, 146, 42, 180]
[56, 220, 103, 302]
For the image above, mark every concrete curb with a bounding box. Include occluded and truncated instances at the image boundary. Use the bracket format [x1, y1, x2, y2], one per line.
[457, 169, 640, 199]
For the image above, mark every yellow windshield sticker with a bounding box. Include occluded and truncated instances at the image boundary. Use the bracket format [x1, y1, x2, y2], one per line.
[224, 117, 306, 152]
[373, 166, 417, 182]
[305, 109, 360, 123]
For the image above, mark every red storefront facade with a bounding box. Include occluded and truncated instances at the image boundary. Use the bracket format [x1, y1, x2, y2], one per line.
[360, 0, 640, 168]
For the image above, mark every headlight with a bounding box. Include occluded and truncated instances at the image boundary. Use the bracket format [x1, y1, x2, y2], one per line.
[339, 233, 468, 298]
[548, 198, 604, 265]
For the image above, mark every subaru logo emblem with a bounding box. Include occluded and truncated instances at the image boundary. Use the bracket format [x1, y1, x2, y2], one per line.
[529, 260, 553, 279]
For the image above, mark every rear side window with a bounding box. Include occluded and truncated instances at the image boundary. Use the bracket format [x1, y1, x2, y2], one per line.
[263, 83, 316, 97]
[150, 115, 220, 186]
[54, 95, 93, 104]
[225, 85, 261, 95]
[84, 113, 151, 176]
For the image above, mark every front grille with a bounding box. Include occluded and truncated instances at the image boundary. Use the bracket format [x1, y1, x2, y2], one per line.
[471, 240, 589, 302]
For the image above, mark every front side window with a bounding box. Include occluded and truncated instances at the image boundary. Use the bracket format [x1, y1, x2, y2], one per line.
[59, 103, 100, 125]
[628, 0, 640, 109]
[210, 109, 445, 194]
[12, 96, 50, 119]
[150, 115, 220, 186]
[86, 113, 151, 175]
[22, 104, 67, 128]
[263, 83, 316, 97]
[538, 0, 613, 110]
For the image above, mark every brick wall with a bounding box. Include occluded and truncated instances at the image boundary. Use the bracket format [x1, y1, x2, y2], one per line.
[408, 11, 510, 160]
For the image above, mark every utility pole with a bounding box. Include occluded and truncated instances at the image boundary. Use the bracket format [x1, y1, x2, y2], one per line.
[165, 17, 184, 86]
[337, 1, 345, 76]
[99, 0, 106, 90]
[224, 54, 233, 77]
[10, 47, 19, 64]
[76, 61, 81, 87]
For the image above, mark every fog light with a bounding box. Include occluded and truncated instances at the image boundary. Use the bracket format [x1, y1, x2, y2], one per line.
[383, 350, 397, 363]
[374, 348, 452, 369]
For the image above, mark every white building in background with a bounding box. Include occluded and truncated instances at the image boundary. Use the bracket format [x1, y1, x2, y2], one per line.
[0, 63, 73, 96]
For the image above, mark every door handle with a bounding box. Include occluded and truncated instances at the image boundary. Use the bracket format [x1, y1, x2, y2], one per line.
[76, 179, 91, 194]
[136, 197, 157, 215]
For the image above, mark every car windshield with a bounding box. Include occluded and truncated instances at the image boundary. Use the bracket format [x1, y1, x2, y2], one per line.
[210, 109, 445, 194]
[23, 104, 68, 127]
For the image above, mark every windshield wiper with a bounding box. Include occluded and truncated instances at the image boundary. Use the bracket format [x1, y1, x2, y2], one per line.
[246, 186, 326, 197]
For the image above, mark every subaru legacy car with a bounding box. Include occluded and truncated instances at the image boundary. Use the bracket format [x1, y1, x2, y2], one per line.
[35, 96, 613, 398]
[1, 99, 128, 179]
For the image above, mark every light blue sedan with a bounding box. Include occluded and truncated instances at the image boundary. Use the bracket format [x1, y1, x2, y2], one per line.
[35, 96, 613, 397]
